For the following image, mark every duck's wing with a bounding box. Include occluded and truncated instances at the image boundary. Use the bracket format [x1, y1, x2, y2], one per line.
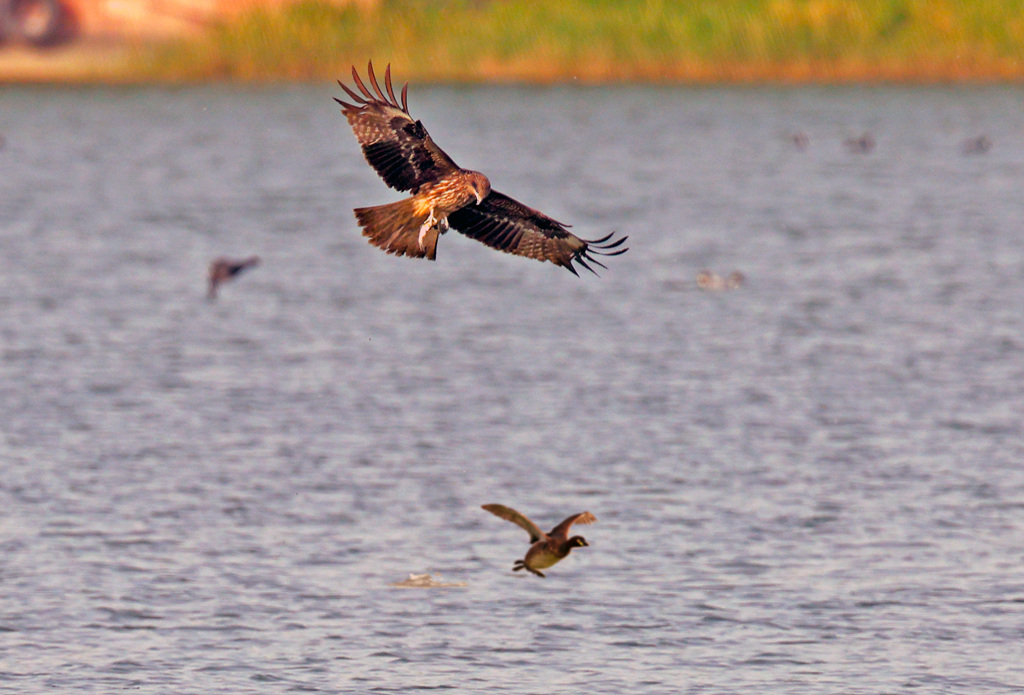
[481, 504, 545, 543]
[549, 512, 596, 539]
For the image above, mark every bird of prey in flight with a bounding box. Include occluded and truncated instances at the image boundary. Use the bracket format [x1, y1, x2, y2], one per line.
[336, 62, 627, 275]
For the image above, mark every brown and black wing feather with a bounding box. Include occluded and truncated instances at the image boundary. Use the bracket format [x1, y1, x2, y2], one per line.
[335, 61, 460, 193]
[447, 191, 628, 275]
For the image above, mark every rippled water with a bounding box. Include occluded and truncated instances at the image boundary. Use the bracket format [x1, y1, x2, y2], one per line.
[2, 84, 1024, 693]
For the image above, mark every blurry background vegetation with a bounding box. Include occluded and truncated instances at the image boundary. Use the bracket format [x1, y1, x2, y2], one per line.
[141, 0, 1024, 82]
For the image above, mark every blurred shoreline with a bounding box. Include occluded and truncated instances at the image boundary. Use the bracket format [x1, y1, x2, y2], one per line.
[0, 41, 136, 84]
[2, 0, 1024, 85]
[3, 41, 1022, 85]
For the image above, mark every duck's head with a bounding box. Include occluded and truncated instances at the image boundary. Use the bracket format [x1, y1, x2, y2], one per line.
[567, 536, 589, 549]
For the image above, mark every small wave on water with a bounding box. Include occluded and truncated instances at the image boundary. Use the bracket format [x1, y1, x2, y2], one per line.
[389, 573, 468, 589]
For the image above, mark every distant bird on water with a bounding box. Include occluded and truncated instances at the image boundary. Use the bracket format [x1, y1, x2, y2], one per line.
[335, 61, 627, 274]
[482, 504, 596, 578]
[844, 133, 875, 154]
[208, 256, 260, 299]
[697, 269, 745, 291]
[961, 135, 992, 155]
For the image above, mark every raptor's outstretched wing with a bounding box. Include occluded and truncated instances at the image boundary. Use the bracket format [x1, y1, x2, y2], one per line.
[335, 61, 460, 193]
[448, 191, 628, 275]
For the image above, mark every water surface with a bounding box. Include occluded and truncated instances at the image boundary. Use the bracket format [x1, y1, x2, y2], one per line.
[1, 84, 1023, 693]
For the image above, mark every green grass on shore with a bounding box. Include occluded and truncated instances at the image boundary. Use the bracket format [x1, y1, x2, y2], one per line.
[139, 0, 1024, 83]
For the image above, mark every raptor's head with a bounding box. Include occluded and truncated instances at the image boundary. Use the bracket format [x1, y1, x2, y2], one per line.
[466, 170, 491, 205]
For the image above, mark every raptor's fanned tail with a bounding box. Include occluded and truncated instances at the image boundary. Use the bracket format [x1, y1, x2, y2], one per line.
[354, 199, 440, 260]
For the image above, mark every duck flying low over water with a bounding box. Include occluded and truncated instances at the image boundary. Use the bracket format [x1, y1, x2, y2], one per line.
[482, 504, 596, 578]
[207, 256, 260, 299]
[335, 61, 627, 275]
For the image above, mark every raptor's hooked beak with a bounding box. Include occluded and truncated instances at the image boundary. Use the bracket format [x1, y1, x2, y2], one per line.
[474, 190, 484, 205]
